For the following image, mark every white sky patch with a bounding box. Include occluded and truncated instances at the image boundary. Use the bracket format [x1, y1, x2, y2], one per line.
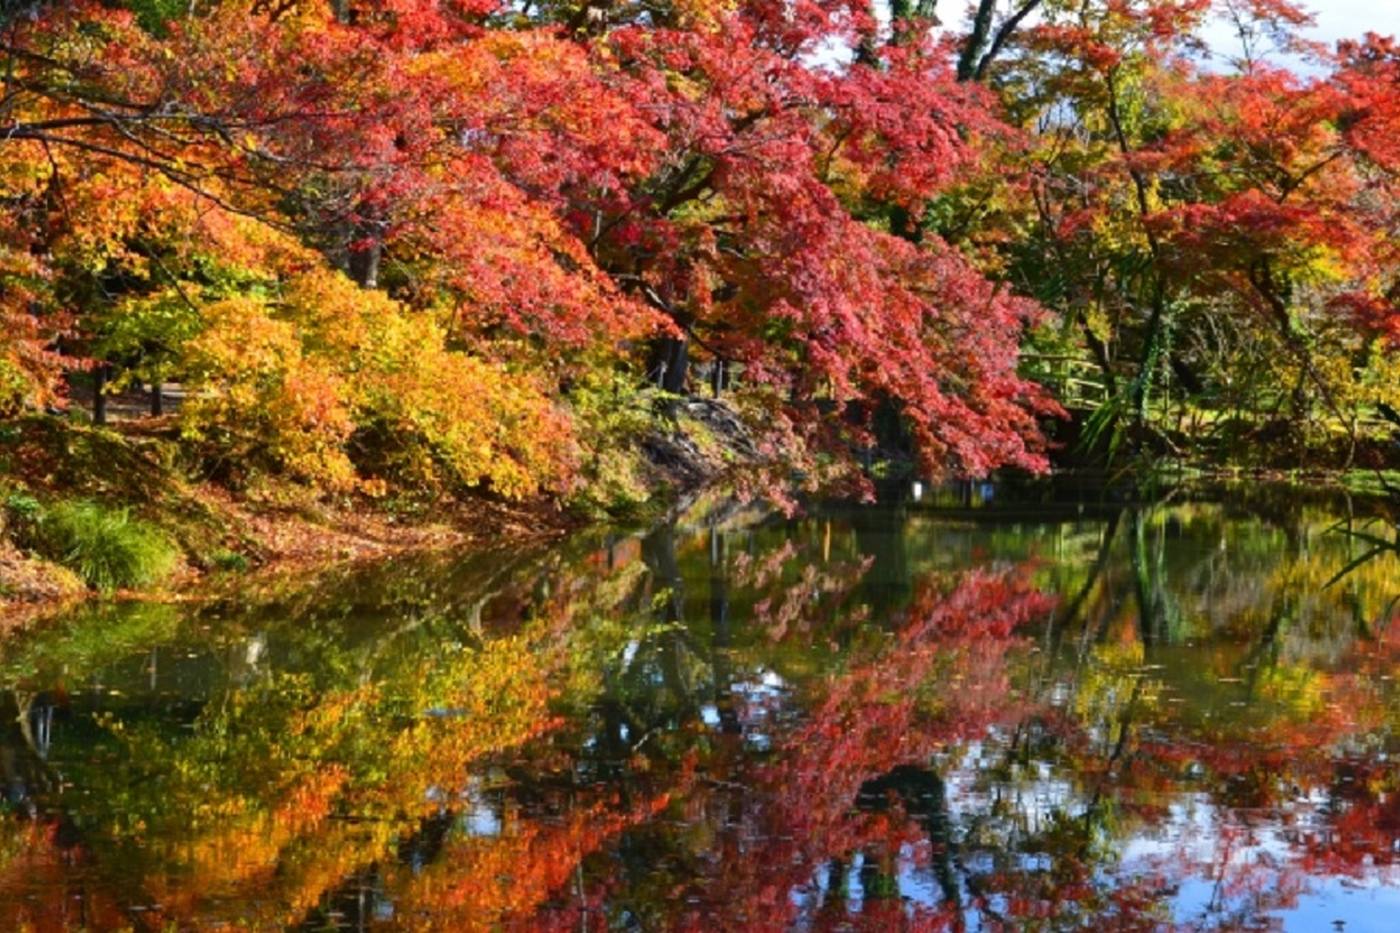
[1199, 0, 1400, 67]
[815, 1, 1400, 72]
[1292, 0, 1400, 44]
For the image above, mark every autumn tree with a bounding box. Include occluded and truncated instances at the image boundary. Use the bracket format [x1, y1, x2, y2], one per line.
[1, 0, 1059, 504]
[932, 0, 1400, 467]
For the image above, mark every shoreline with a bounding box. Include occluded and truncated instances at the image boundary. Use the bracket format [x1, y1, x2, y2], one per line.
[0, 491, 587, 630]
[7, 462, 1395, 629]
[0, 399, 766, 627]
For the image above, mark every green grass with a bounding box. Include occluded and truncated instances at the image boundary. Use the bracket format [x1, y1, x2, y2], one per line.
[34, 500, 178, 592]
[209, 548, 250, 573]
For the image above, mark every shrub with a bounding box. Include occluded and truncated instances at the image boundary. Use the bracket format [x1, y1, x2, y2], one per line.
[0, 359, 32, 419]
[209, 549, 249, 573]
[178, 294, 359, 491]
[178, 268, 577, 499]
[565, 367, 666, 518]
[33, 500, 178, 592]
[4, 491, 42, 525]
[2, 489, 42, 543]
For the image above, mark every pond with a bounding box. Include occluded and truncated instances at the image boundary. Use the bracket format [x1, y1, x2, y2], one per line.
[0, 482, 1398, 930]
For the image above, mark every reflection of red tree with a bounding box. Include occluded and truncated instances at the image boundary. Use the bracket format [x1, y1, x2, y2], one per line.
[1268, 624, 1400, 882]
[428, 549, 1399, 929]
[0, 820, 127, 930]
[1037, 615, 1400, 924]
[1301, 760, 1400, 876]
[661, 566, 1056, 930]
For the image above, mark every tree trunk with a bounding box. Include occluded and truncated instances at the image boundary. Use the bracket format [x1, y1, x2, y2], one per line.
[710, 358, 725, 397]
[93, 365, 108, 426]
[348, 236, 381, 289]
[1132, 285, 1169, 427]
[889, 203, 921, 244]
[653, 336, 689, 394]
[956, 0, 998, 81]
[1080, 319, 1117, 397]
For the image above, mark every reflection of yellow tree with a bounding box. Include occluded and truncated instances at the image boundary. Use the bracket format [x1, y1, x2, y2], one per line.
[50, 632, 557, 928]
[10, 528, 684, 931]
[384, 790, 683, 931]
[5, 499, 1400, 929]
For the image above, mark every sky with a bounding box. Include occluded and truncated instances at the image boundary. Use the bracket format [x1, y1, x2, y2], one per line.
[1290, 0, 1400, 45]
[1197, 0, 1400, 70]
[831, 1, 1400, 72]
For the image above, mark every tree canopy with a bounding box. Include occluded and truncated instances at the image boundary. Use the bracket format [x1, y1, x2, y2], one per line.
[2, 0, 1398, 504]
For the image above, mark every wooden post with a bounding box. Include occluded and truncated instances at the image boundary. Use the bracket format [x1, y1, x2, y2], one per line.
[150, 381, 163, 417]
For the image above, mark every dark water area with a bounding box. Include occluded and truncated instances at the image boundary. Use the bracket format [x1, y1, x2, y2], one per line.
[1, 482, 1398, 930]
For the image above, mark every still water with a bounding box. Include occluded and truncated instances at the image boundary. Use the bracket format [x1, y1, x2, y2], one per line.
[1, 483, 1398, 930]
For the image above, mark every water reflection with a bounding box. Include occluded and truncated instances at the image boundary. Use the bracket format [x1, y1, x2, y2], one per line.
[0, 487, 1396, 929]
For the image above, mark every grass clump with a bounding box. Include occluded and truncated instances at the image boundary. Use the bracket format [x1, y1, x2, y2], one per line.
[209, 549, 249, 573]
[33, 500, 178, 592]
[3, 491, 42, 525]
